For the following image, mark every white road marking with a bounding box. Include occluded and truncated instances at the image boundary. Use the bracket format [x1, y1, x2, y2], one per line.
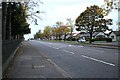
[52, 47, 59, 49]
[33, 65, 45, 69]
[81, 55, 115, 67]
[49, 45, 52, 47]
[57, 46, 68, 49]
[49, 43, 53, 44]
[78, 46, 83, 47]
[69, 45, 72, 46]
[63, 49, 74, 54]
[47, 59, 72, 78]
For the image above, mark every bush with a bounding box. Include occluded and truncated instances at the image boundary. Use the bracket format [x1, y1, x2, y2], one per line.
[106, 38, 112, 42]
[66, 37, 77, 41]
[91, 38, 112, 42]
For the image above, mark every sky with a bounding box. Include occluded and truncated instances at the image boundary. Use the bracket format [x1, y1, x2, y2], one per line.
[24, 0, 118, 40]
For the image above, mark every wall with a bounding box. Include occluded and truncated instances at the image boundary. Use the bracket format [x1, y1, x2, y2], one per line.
[109, 32, 117, 41]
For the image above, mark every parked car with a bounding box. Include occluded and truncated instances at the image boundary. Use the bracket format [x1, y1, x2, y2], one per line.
[78, 38, 86, 42]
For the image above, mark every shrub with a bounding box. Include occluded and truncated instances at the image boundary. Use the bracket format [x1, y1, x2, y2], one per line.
[91, 38, 112, 42]
[106, 38, 112, 42]
[66, 37, 77, 41]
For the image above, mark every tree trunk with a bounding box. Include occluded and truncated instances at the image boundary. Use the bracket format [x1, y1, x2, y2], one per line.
[7, 3, 12, 40]
[2, 2, 7, 40]
[64, 33, 66, 41]
[89, 31, 92, 44]
[70, 28, 72, 41]
[89, 26, 93, 44]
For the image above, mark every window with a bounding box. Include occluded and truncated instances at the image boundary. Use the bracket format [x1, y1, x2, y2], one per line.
[111, 36, 114, 39]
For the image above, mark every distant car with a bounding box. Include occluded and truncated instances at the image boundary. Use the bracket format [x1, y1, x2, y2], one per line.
[78, 38, 86, 42]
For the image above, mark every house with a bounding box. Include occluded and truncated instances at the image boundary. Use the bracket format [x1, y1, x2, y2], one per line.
[80, 32, 107, 40]
[109, 31, 120, 41]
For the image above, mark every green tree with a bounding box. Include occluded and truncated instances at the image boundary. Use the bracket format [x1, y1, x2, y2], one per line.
[59, 25, 70, 41]
[103, 0, 119, 15]
[103, 0, 119, 30]
[34, 32, 44, 39]
[11, 2, 30, 39]
[75, 5, 112, 43]
[66, 18, 74, 40]
[43, 26, 52, 40]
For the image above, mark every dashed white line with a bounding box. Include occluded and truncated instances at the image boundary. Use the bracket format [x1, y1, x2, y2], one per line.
[81, 55, 115, 67]
[63, 49, 75, 54]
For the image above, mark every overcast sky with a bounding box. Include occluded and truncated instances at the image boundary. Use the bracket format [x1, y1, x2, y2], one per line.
[24, 0, 118, 40]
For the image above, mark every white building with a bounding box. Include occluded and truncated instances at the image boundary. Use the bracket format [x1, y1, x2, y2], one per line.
[109, 31, 120, 41]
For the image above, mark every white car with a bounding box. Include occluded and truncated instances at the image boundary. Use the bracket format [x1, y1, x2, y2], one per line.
[78, 38, 86, 42]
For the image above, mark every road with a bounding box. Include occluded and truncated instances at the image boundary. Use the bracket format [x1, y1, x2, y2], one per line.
[27, 40, 118, 78]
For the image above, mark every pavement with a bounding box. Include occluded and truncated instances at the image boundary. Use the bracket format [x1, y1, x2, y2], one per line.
[3, 40, 119, 79]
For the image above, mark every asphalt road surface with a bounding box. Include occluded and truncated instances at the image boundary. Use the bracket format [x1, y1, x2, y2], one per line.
[27, 40, 118, 78]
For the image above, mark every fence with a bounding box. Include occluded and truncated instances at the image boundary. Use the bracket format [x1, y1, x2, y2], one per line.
[2, 40, 22, 65]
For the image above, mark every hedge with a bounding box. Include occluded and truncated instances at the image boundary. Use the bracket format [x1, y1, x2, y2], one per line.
[91, 38, 112, 42]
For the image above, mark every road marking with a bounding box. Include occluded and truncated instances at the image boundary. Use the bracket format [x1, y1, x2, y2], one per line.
[78, 46, 83, 47]
[33, 65, 45, 69]
[81, 55, 115, 67]
[47, 59, 72, 78]
[63, 50, 74, 54]
[48, 45, 52, 47]
[52, 47, 59, 49]
[48, 46, 60, 49]
[49, 43, 53, 44]
[57, 46, 67, 49]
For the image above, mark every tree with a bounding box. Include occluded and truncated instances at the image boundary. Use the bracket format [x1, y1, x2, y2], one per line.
[59, 25, 70, 41]
[24, 0, 44, 25]
[43, 26, 52, 40]
[103, 0, 120, 30]
[75, 5, 112, 43]
[54, 27, 62, 40]
[51, 27, 58, 40]
[103, 0, 119, 14]
[2, 0, 43, 40]
[53, 21, 64, 40]
[11, 2, 30, 39]
[54, 21, 70, 40]
[55, 21, 63, 27]
[34, 32, 44, 39]
[66, 18, 74, 40]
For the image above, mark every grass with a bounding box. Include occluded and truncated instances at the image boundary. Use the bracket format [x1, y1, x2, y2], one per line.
[43, 40, 119, 48]
[44, 40, 90, 45]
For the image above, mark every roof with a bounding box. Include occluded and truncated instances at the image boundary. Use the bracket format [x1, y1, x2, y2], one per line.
[92, 32, 100, 37]
[112, 31, 120, 36]
[80, 32, 105, 37]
